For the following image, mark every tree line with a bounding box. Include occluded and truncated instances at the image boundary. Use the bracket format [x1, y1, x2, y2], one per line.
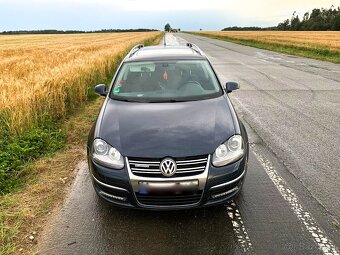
[222, 26, 274, 31]
[0, 28, 158, 35]
[222, 5, 340, 31]
[277, 6, 340, 30]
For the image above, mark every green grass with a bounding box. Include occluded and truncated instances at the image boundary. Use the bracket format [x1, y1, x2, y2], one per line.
[187, 32, 340, 64]
[0, 121, 65, 194]
[0, 196, 20, 255]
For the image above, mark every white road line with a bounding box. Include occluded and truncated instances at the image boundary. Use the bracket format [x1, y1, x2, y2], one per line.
[135, 31, 251, 246]
[163, 33, 182, 46]
[226, 201, 253, 253]
[252, 146, 339, 255]
[175, 33, 339, 253]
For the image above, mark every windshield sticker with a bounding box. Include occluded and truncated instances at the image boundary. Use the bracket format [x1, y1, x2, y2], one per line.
[117, 80, 124, 88]
[114, 87, 121, 94]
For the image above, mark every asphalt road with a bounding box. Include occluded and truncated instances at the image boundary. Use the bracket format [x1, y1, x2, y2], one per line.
[38, 34, 340, 255]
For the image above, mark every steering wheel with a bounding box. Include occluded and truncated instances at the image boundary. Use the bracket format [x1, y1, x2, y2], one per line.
[178, 80, 202, 90]
[157, 81, 166, 91]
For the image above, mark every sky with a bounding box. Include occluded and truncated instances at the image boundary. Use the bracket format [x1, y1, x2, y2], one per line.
[0, 0, 338, 31]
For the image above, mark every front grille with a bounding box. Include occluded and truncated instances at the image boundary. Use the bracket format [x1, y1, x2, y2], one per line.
[128, 155, 208, 177]
[136, 192, 202, 206]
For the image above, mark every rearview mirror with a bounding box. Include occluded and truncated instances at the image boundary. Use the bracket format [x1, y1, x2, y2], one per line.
[94, 84, 108, 97]
[225, 82, 239, 93]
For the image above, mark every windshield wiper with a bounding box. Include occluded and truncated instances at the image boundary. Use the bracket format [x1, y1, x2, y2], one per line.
[114, 98, 148, 103]
[148, 99, 185, 103]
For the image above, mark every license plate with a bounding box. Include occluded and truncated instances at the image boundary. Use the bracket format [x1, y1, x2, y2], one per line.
[138, 180, 198, 194]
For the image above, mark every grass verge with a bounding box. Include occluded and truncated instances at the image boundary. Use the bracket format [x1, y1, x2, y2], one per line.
[0, 33, 163, 255]
[187, 32, 340, 63]
[0, 98, 104, 255]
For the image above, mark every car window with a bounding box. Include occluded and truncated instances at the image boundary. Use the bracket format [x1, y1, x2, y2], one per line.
[110, 60, 222, 102]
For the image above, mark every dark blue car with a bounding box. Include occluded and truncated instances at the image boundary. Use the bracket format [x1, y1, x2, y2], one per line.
[87, 43, 249, 210]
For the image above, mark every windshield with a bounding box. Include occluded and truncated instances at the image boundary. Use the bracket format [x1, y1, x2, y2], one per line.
[110, 60, 223, 102]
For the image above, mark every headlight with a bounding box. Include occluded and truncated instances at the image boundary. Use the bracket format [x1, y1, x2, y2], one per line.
[92, 138, 124, 169]
[212, 135, 244, 167]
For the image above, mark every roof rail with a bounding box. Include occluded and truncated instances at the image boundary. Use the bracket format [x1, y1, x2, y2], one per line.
[186, 43, 204, 56]
[127, 44, 144, 58]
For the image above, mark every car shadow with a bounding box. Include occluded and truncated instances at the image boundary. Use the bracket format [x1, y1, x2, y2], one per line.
[94, 195, 241, 255]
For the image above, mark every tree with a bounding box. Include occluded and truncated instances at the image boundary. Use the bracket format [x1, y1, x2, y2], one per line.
[290, 15, 301, 30]
[310, 8, 321, 19]
[164, 24, 171, 32]
[276, 5, 340, 31]
[277, 19, 290, 30]
[303, 12, 310, 21]
[332, 13, 340, 30]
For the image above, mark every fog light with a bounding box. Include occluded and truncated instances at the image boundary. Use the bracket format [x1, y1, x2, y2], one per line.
[99, 191, 127, 201]
[211, 186, 239, 199]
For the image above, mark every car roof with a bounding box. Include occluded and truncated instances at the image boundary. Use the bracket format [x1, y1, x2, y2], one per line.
[124, 45, 207, 62]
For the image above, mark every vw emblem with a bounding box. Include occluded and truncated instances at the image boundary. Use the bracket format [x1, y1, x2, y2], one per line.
[160, 158, 177, 177]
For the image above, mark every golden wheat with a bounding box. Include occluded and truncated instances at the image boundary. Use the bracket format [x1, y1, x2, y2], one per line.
[0, 32, 161, 134]
[197, 31, 340, 51]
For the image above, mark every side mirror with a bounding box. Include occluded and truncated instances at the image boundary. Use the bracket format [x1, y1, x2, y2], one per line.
[225, 82, 239, 93]
[94, 84, 108, 97]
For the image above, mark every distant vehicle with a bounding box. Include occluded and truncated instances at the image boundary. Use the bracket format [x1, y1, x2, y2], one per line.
[87, 43, 249, 210]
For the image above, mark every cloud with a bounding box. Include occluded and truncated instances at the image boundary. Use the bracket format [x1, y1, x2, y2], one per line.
[0, 0, 222, 10]
[0, 0, 338, 30]
[112, 0, 337, 15]
[114, 0, 223, 11]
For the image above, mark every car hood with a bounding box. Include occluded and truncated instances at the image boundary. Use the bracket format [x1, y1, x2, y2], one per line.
[99, 96, 235, 158]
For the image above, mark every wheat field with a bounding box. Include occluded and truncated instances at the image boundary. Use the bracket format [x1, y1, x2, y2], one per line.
[197, 31, 340, 51]
[0, 32, 161, 134]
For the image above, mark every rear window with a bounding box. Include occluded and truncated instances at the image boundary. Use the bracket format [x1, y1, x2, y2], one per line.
[110, 60, 222, 102]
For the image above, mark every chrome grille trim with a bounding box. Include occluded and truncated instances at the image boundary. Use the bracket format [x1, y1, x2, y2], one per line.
[92, 175, 127, 192]
[129, 160, 160, 164]
[126, 155, 210, 208]
[177, 161, 207, 166]
[131, 167, 160, 172]
[131, 170, 160, 174]
[176, 166, 206, 171]
[128, 155, 209, 177]
[210, 169, 246, 190]
[175, 169, 205, 173]
[176, 159, 208, 164]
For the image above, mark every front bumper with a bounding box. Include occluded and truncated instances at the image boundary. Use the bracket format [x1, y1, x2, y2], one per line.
[88, 154, 248, 210]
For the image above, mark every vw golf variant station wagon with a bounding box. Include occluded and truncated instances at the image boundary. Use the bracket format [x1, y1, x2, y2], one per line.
[87, 43, 249, 210]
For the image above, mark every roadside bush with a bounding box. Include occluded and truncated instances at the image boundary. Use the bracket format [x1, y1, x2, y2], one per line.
[0, 120, 65, 194]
